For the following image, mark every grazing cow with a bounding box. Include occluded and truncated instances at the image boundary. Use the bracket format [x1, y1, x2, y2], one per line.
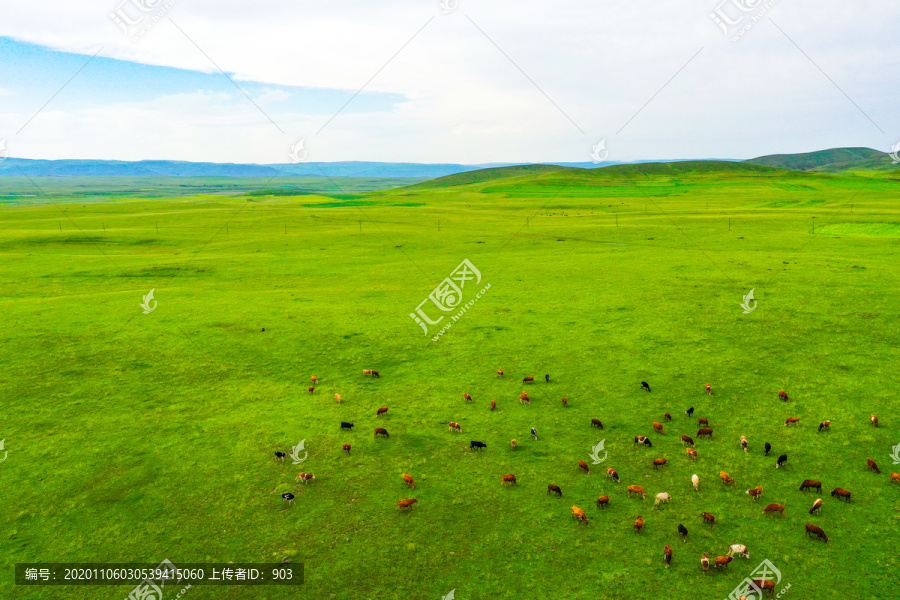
[776, 454, 788, 469]
[561, 397, 567, 407]
[274, 451, 286, 462]
[634, 515, 644, 533]
[686, 406, 694, 418]
[871, 415, 879, 427]
[720, 471, 734, 485]
[681, 434, 695, 447]
[867, 458, 881, 474]
[692, 474, 700, 491]
[641, 381, 652, 392]
[606, 468, 620, 482]
[686, 448, 698, 461]
[697, 428, 713, 439]
[809, 498, 823, 514]
[340, 422, 355, 431]
[572, 506, 588, 525]
[705, 384, 712, 395]
[655, 492, 672, 506]
[746, 486, 763, 500]
[831, 488, 851, 502]
[653, 458, 668, 470]
[678, 524, 689, 542]
[497, 369, 504, 378]
[701, 512, 715, 526]
[664, 544, 673, 568]
[799, 480, 822, 493]
[578, 460, 590, 474]
[531, 428, 538, 441]
[342, 443, 351, 454]
[698, 418, 709, 427]
[311, 376, 318, 385]
[752, 580, 776, 595]
[591, 418, 604, 429]
[334, 394, 342, 404]
[779, 390, 789, 402]
[545, 374, 550, 383]
[818, 420, 831, 432]
[701, 553, 710, 573]
[596, 495, 610, 509]
[371, 371, 380, 378]
[762, 503, 785, 516]
[375, 428, 390, 438]
[296, 473, 315, 484]
[403, 474, 415, 488]
[548, 484, 562, 496]
[663, 412, 672, 421]
[805, 523, 828, 542]
[490, 400, 496, 411]
[627, 485, 646, 499]
[376, 406, 389, 417]
[501, 474, 517, 486]
[363, 370, 372, 376]
[510, 439, 517, 450]
[764, 442, 772, 456]
[282, 493, 295, 504]
[470, 441, 487, 451]
[740, 436, 748, 452]
[728, 544, 749, 559]
[448, 422, 462, 432]
[892, 472, 900, 484]
[634, 436, 653, 447]
[307, 387, 315, 394]
[463, 393, 473, 403]
[397, 498, 418, 512]
[653, 422, 664, 434]
[519, 392, 530, 405]
[714, 556, 733, 569]
[784, 417, 800, 426]
[523, 376, 535, 384]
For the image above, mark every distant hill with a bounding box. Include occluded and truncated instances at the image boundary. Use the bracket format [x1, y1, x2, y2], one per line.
[745, 147, 894, 172]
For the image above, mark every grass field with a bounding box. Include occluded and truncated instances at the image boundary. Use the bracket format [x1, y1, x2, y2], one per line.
[1, 163, 899, 600]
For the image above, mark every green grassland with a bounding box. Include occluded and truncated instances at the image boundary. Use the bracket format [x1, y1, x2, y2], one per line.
[1, 163, 899, 600]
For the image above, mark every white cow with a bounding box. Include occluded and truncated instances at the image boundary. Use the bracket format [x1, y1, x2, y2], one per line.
[654, 492, 672, 506]
[727, 544, 750, 559]
[691, 474, 700, 491]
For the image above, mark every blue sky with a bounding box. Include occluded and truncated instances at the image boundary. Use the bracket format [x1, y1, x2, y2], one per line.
[0, 0, 897, 164]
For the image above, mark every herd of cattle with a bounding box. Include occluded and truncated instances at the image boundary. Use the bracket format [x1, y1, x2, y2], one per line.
[275, 372, 897, 582]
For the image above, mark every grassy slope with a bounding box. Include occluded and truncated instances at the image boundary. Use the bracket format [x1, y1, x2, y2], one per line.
[0, 165, 899, 600]
[745, 147, 894, 172]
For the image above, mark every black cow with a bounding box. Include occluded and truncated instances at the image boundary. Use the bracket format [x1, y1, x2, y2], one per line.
[282, 493, 295, 504]
[470, 441, 487, 451]
[641, 381, 652, 392]
[764, 442, 772, 456]
[776, 454, 788, 469]
[545, 374, 551, 383]
[275, 451, 286, 461]
[685, 407, 694, 418]
[678, 524, 688, 543]
[531, 427, 538, 441]
[340, 422, 355, 431]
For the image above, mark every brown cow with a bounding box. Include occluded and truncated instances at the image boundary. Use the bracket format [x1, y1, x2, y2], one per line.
[762, 503, 785, 516]
[448, 422, 462, 432]
[871, 415, 879, 427]
[697, 428, 713, 438]
[720, 471, 734, 485]
[334, 393, 342, 404]
[510, 439, 517, 450]
[809, 498, 823, 514]
[830, 488, 851, 502]
[701, 512, 715, 526]
[753, 580, 776, 595]
[681, 434, 695, 446]
[653, 422, 665, 434]
[892, 472, 900, 484]
[818, 420, 831, 432]
[463, 393, 473, 403]
[701, 553, 710, 573]
[363, 370, 373, 376]
[501, 474, 517, 486]
[705, 384, 712, 395]
[664, 544, 673, 568]
[548, 484, 562, 496]
[497, 369, 504, 378]
[627, 485, 646, 499]
[342, 443, 351, 454]
[311, 376, 318, 385]
[746, 486, 763, 500]
[490, 400, 496, 411]
[376, 406, 388, 417]
[653, 458, 667, 470]
[397, 498, 417, 512]
[663, 412, 672, 421]
[307, 386, 315, 394]
[799, 480, 822, 493]
[698, 418, 709, 427]
[561, 397, 568, 407]
[779, 390, 789, 401]
[606, 468, 620, 482]
[578, 460, 590, 474]
[805, 523, 828, 542]
[374, 427, 389, 438]
[572, 506, 588, 525]
[296, 472, 315, 483]
[403, 474, 415, 488]
[591, 418, 604, 429]
[686, 447, 698, 460]
[784, 417, 800, 426]
[740, 436, 748, 452]
[596, 495, 609, 509]
[634, 436, 653, 447]
[714, 556, 733, 569]
[519, 391, 530, 405]
[634, 515, 644, 533]
[867, 458, 881, 474]
[523, 376, 535, 384]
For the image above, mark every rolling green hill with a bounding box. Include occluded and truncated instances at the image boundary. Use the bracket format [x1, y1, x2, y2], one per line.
[745, 147, 894, 172]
